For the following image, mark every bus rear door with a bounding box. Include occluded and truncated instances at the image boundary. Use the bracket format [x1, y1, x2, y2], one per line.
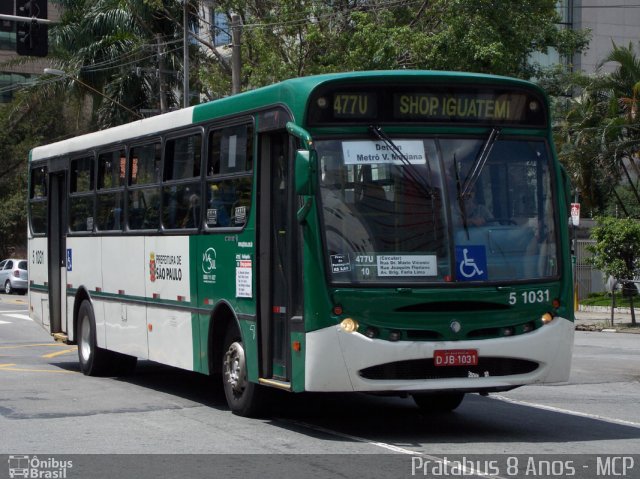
[47, 170, 68, 335]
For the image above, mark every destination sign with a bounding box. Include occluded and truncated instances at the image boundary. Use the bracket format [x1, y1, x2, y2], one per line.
[393, 93, 525, 122]
[307, 83, 547, 127]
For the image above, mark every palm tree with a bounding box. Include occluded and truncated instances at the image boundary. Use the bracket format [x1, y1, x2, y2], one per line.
[558, 42, 640, 216]
[48, 0, 189, 128]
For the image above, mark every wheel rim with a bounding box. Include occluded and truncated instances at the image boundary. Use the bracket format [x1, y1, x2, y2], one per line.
[223, 341, 247, 397]
[4, 281, 10, 294]
[79, 314, 92, 363]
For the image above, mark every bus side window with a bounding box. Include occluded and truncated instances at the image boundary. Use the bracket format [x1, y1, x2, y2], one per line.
[96, 149, 126, 231]
[205, 123, 253, 229]
[29, 166, 48, 235]
[128, 142, 161, 231]
[69, 155, 95, 233]
[162, 133, 202, 230]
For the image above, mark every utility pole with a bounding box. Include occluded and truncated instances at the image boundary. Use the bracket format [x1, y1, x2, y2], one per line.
[157, 33, 168, 113]
[231, 14, 241, 95]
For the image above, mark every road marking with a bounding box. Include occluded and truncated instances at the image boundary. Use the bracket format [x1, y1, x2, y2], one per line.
[0, 343, 66, 350]
[0, 320, 10, 325]
[279, 419, 508, 479]
[0, 364, 74, 374]
[42, 347, 76, 359]
[3, 313, 32, 321]
[494, 395, 640, 429]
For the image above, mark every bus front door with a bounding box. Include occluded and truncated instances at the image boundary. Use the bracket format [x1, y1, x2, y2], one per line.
[258, 132, 303, 384]
[47, 172, 67, 335]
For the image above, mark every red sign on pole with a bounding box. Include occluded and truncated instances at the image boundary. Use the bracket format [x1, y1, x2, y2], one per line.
[571, 203, 580, 226]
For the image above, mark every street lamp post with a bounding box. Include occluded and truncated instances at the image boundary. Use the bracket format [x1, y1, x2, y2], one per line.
[43, 68, 143, 120]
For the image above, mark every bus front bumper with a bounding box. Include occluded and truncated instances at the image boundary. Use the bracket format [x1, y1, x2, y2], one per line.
[304, 316, 574, 393]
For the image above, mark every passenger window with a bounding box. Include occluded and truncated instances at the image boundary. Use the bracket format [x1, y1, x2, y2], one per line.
[29, 166, 48, 235]
[162, 182, 201, 229]
[128, 143, 161, 231]
[70, 156, 94, 193]
[164, 134, 202, 181]
[207, 124, 252, 175]
[96, 150, 126, 231]
[162, 133, 202, 230]
[69, 156, 95, 233]
[129, 143, 161, 185]
[98, 150, 126, 190]
[205, 124, 253, 229]
[128, 188, 160, 230]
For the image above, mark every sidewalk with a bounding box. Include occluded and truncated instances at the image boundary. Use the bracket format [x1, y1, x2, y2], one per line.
[575, 307, 640, 332]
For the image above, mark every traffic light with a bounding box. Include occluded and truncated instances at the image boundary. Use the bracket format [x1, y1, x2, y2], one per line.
[16, 0, 48, 57]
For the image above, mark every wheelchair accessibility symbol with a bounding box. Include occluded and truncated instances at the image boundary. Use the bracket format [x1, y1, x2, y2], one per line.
[455, 245, 488, 281]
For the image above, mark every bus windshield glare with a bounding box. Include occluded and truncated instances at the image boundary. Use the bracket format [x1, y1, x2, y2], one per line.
[317, 136, 558, 284]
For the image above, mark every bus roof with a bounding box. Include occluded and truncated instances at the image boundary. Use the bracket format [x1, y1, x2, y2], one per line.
[30, 70, 543, 162]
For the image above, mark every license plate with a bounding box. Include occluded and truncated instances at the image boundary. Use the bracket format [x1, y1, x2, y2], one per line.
[434, 349, 478, 367]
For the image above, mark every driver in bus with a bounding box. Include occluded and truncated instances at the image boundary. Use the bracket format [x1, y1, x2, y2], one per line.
[464, 189, 493, 226]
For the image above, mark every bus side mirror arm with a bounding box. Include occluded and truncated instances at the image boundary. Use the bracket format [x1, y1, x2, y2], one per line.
[287, 122, 318, 223]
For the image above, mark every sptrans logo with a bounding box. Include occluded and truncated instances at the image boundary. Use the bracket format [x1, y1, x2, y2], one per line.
[8, 455, 73, 478]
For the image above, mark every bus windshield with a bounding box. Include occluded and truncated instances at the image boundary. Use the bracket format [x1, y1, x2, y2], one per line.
[317, 136, 558, 285]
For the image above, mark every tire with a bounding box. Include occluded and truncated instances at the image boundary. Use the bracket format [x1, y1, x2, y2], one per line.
[77, 300, 112, 376]
[221, 327, 267, 417]
[4, 280, 13, 295]
[412, 392, 465, 413]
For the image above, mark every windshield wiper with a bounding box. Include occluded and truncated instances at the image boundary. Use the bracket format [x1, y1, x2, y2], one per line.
[460, 127, 501, 199]
[368, 125, 432, 198]
[454, 153, 470, 239]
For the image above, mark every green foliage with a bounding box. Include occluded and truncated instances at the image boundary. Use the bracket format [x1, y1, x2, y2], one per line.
[587, 216, 640, 281]
[199, 0, 589, 96]
[556, 42, 640, 217]
[0, 88, 71, 256]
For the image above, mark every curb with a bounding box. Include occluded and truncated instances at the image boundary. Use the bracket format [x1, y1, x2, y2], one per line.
[578, 305, 636, 314]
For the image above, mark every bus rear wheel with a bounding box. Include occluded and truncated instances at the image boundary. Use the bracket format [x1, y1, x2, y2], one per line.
[77, 300, 137, 376]
[77, 300, 111, 376]
[222, 328, 266, 417]
[412, 392, 465, 413]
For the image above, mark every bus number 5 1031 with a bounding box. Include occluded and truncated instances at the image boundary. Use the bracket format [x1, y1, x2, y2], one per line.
[509, 290, 550, 305]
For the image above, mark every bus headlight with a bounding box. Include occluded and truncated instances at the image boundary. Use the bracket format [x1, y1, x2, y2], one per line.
[340, 318, 359, 333]
[541, 312, 555, 325]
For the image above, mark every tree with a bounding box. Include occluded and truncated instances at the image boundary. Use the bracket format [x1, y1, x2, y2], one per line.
[46, 0, 190, 127]
[200, 0, 589, 96]
[588, 216, 640, 325]
[556, 42, 640, 217]
[0, 88, 73, 257]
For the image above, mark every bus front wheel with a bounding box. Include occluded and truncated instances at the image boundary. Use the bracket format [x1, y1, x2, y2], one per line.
[412, 392, 465, 413]
[222, 328, 266, 417]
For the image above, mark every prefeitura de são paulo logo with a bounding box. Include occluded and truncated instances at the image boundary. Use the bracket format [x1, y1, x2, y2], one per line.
[149, 252, 157, 282]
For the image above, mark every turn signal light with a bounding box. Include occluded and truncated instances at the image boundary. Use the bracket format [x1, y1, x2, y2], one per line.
[552, 298, 561, 309]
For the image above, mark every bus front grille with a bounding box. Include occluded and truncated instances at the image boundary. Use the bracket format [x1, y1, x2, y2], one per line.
[358, 357, 538, 380]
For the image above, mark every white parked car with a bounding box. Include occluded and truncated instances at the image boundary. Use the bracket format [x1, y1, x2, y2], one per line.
[0, 259, 28, 295]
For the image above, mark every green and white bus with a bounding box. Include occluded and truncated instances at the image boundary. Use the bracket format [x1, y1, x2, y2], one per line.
[28, 71, 574, 416]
